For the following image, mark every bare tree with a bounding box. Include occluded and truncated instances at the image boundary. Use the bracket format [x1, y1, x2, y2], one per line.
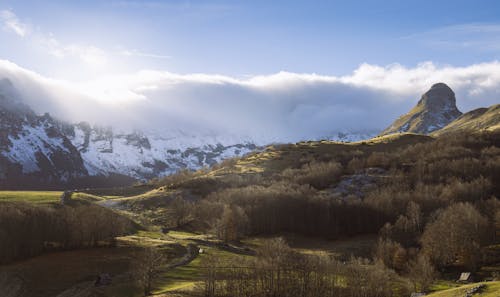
[170, 196, 192, 228]
[216, 205, 247, 242]
[135, 247, 166, 296]
[407, 254, 436, 292]
[421, 203, 489, 270]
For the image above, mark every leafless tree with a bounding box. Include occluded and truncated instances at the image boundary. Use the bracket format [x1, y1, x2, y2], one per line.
[134, 246, 166, 296]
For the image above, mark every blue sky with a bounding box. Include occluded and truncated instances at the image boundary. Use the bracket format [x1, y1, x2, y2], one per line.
[0, 1, 499, 140]
[1, 0, 500, 79]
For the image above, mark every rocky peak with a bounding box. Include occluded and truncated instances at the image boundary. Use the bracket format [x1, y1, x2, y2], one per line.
[380, 83, 462, 135]
[417, 83, 458, 111]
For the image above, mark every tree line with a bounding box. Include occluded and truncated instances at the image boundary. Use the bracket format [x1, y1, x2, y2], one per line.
[0, 200, 136, 264]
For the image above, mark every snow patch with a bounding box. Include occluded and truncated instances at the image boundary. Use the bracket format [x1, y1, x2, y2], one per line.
[2, 124, 68, 173]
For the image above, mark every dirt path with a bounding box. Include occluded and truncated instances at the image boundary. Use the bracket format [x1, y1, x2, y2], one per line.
[168, 243, 199, 269]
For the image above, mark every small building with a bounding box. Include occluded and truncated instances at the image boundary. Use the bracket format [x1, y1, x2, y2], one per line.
[458, 272, 473, 283]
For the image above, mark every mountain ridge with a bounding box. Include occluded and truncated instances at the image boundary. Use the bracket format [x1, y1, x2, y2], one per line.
[432, 104, 500, 136]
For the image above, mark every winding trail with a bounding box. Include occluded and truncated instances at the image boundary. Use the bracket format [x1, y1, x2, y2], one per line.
[168, 243, 199, 269]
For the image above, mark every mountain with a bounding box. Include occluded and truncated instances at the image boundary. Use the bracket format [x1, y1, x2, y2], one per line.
[380, 83, 462, 135]
[65, 124, 259, 180]
[0, 78, 382, 188]
[432, 104, 500, 136]
[0, 78, 263, 187]
[3, 78, 370, 187]
[9, 78, 488, 188]
[0, 79, 89, 186]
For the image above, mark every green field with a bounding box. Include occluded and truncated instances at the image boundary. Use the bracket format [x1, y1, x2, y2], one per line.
[0, 191, 113, 204]
[0, 191, 62, 203]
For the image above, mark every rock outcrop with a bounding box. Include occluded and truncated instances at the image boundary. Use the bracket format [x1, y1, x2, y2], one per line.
[380, 83, 462, 135]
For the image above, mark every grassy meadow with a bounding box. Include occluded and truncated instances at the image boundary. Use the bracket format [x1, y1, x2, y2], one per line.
[0, 191, 62, 203]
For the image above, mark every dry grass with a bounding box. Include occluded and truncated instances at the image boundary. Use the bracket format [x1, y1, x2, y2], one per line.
[433, 104, 500, 136]
[427, 281, 500, 297]
[0, 247, 141, 297]
[0, 191, 62, 203]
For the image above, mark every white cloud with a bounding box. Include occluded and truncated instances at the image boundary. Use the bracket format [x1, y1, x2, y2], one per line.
[0, 9, 29, 37]
[0, 59, 499, 143]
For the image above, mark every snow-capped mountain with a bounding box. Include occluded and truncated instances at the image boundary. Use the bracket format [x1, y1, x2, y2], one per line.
[65, 123, 259, 179]
[0, 78, 378, 187]
[380, 83, 462, 135]
[0, 78, 88, 185]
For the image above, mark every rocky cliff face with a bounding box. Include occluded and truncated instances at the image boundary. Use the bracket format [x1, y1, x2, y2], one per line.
[380, 83, 463, 135]
[64, 123, 259, 180]
[0, 79, 88, 185]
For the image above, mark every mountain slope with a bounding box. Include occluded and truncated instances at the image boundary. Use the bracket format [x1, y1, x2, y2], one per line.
[0, 78, 261, 184]
[0, 79, 89, 186]
[380, 83, 462, 135]
[65, 123, 259, 179]
[432, 104, 500, 136]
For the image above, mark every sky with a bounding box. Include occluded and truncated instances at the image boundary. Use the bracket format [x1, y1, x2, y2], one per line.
[0, 0, 499, 142]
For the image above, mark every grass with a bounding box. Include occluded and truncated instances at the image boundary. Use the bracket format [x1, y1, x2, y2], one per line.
[426, 281, 500, 297]
[0, 191, 112, 204]
[0, 191, 62, 203]
[103, 195, 124, 199]
[0, 246, 142, 297]
[167, 230, 203, 239]
[154, 255, 203, 293]
[153, 239, 251, 295]
[116, 230, 177, 248]
[360, 132, 433, 145]
[429, 280, 461, 292]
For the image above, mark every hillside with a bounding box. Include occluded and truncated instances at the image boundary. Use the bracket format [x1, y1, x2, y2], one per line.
[106, 129, 499, 297]
[427, 282, 500, 297]
[432, 104, 500, 136]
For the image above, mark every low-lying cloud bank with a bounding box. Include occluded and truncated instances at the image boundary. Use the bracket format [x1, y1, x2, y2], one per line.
[0, 59, 499, 143]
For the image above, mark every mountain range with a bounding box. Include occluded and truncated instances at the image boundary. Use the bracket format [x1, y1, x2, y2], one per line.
[0, 78, 261, 188]
[0, 79, 498, 188]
